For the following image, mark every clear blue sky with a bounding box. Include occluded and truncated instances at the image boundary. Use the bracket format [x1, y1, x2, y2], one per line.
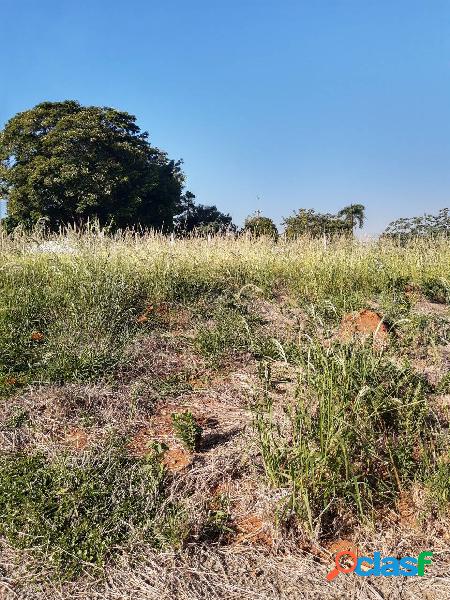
[1, 0, 450, 233]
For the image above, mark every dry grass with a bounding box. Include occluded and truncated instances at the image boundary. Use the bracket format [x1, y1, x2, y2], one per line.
[1, 537, 450, 600]
[1, 229, 450, 598]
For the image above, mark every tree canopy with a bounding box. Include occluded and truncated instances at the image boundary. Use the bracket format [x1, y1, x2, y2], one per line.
[337, 204, 366, 230]
[383, 208, 450, 240]
[243, 212, 278, 239]
[0, 101, 186, 230]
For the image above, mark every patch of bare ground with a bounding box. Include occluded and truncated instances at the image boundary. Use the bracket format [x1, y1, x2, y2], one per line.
[338, 309, 389, 348]
[268, 360, 300, 398]
[411, 300, 450, 318]
[412, 345, 450, 387]
[251, 295, 307, 342]
[63, 426, 89, 451]
[396, 485, 428, 531]
[431, 394, 450, 425]
[120, 331, 204, 383]
[392, 298, 450, 385]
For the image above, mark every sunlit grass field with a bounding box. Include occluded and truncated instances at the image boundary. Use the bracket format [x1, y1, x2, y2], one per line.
[1, 226, 449, 385]
[1, 226, 450, 595]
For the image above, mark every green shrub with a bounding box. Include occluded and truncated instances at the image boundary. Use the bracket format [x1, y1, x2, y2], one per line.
[201, 493, 234, 540]
[172, 411, 203, 452]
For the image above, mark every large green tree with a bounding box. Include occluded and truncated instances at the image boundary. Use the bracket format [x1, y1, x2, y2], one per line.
[0, 101, 186, 230]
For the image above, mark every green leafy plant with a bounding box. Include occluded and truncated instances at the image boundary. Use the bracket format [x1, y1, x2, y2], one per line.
[201, 493, 234, 540]
[171, 411, 203, 452]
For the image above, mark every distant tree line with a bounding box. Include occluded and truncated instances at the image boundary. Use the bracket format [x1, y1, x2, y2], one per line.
[2, 100, 444, 240]
[0, 101, 366, 238]
[383, 209, 450, 241]
[282, 205, 365, 239]
[174, 192, 235, 235]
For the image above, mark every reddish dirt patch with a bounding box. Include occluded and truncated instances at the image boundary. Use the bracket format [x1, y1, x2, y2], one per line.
[188, 377, 208, 390]
[234, 515, 273, 547]
[328, 539, 359, 558]
[150, 414, 175, 437]
[163, 447, 192, 472]
[128, 412, 176, 457]
[63, 427, 88, 451]
[136, 313, 149, 324]
[328, 539, 356, 552]
[30, 331, 45, 342]
[211, 482, 232, 497]
[127, 420, 172, 456]
[324, 539, 360, 569]
[338, 309, 388, 347]
[128, 417, 192, 472]
[152, 407, 217, 434]
[136, 301, 192, 330]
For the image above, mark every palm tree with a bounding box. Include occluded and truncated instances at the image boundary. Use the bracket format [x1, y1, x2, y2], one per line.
[338, 204, 366, 232]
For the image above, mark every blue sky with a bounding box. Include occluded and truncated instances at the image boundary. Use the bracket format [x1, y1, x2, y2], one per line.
[1, 0, 450, 233]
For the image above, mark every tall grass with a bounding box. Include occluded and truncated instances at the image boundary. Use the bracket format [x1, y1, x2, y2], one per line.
[1, 225, 449, 386]
[254, 340, 440, 533]
[0, 439, 182, 578]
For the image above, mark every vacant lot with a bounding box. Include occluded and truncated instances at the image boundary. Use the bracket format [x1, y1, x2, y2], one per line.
[0, 229, 449, 599]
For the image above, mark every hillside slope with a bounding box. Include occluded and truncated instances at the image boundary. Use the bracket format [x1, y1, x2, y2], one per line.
[0, 231, 449, 599]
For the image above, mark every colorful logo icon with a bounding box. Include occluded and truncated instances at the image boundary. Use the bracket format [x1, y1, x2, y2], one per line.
[326, 541, 433, 580]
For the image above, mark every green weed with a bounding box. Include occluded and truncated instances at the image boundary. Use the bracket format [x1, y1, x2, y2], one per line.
[201, 493, 234, 541]
[171, 411, 203, 452]
[0, 440, 181, 578]
[421, 277, 450, 304]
